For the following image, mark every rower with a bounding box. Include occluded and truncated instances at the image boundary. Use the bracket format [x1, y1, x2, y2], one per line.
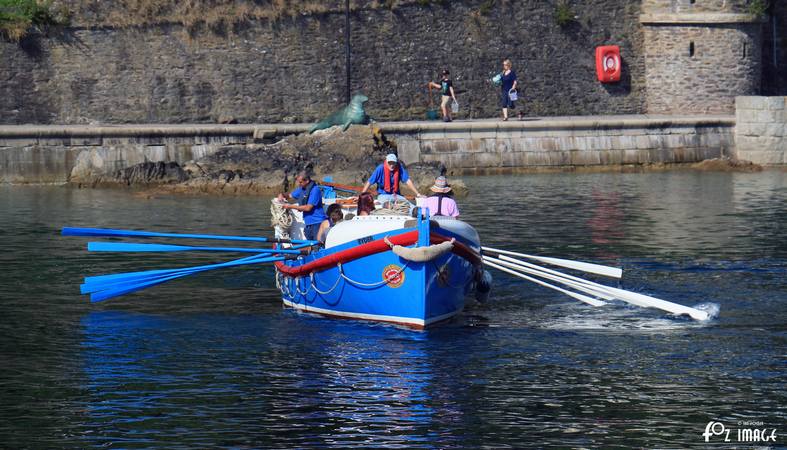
[422, 176, 459, 218]
[277, 171, 327, 241]
[356, 191, 376, 216]
[361, 153, 423, 208]
[316, 203, 344, 244]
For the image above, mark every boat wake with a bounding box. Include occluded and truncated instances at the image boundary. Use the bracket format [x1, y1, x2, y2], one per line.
[692, 302, 721, 320]
[538, 301, 720, 333]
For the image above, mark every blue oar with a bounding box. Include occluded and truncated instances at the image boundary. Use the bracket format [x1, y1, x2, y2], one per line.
[81, 252, 285, 294]
[62, 227, 318, 246]
[89, 255, 285, 302]
[81, 242, 311, 290]
[86, 254, 286, 301]
[87, 242, 306, 254]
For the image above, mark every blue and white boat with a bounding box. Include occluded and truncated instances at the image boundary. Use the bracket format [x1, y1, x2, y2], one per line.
[62, 189, 710, 327]
[273, 209, 489, 329]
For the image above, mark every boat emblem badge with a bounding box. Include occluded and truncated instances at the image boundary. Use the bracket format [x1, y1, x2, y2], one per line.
[383, 264, 405, 288]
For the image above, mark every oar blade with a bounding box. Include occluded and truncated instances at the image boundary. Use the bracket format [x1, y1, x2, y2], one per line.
[83, 254, 287, 301]
[90, 273, 185, 302]
[483, 255, 709, 321]
[482, 246, 622, 279]
[483, 258, 606, 307]
[600, 285, 710, 321]
[485, 256, 616, 302]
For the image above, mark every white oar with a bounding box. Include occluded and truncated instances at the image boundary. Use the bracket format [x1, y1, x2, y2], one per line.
[489, 254, 709, 321]
[484, 256, 616, 301]
[491, 255, 617, 299]
[483, 258, 607, 307]
[482, 246, 623, 279]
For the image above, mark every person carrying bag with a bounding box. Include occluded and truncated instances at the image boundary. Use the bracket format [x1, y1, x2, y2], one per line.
[498, 59, 522, 121]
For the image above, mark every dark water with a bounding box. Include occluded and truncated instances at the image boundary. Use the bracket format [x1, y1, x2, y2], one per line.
[1, 171, 785, 448]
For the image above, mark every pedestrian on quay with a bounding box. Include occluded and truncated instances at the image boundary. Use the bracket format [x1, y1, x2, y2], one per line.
[428, 69, 457, 122]
[498, 59, 522, 121]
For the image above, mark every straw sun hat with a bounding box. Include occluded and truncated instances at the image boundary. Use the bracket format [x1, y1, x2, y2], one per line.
[430, 176, 452, 193]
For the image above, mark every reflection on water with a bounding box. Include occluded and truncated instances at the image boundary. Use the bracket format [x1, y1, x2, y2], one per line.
[0, 170, 785, 447]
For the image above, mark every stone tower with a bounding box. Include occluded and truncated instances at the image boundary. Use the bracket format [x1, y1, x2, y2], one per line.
[640, 0, 764, 114]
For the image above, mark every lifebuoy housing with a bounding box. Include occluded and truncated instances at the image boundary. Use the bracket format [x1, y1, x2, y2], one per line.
[595, 45, 621, 83]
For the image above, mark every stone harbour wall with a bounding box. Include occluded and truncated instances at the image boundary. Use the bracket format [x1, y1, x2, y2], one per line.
[393, 117, 734, 171]
[1, 1, 648, 125]
[734, 96, 787, 165]
[0, 124, 294, 184]
[0, 116, 738, 184]
[1, 1, 784, 125]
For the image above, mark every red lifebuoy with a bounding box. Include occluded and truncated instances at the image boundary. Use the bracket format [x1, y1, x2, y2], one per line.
[595, 45, 622, 83]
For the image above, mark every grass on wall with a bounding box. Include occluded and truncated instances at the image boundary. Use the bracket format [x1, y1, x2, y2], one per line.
[40, 0, 455, 31]
[0, 0, 68, 40]
[746, 0, 770, 18]
[554, 1, 575, 27]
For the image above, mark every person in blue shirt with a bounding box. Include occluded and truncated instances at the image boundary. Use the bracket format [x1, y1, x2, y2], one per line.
[361, 153, 423, 207]
[277, 171, 327, 241]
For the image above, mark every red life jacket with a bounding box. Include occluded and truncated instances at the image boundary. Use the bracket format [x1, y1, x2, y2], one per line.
[383, 163, 400, 194]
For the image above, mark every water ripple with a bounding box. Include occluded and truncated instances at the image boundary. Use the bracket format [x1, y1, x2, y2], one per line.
[0, 172, 785, 448]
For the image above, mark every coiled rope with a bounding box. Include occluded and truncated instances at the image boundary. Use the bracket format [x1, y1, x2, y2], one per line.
[270, 200, 293, 239]
[370, 200, 411, 216]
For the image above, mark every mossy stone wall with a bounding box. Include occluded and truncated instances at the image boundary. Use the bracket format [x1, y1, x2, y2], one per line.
[0, 1, 645, 124]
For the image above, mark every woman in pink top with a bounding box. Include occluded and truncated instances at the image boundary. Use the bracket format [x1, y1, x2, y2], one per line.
[422, 176, 459, 217]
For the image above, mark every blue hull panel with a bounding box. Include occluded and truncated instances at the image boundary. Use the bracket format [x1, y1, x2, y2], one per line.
[278, 248, 474, 329]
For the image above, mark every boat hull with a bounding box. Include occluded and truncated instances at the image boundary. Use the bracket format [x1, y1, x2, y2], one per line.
[276, 219, 481, 329]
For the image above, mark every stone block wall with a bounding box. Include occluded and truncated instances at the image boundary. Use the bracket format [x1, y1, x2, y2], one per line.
[735, 96, 786, 165]
[0, 117, 737, 184]
[642, 0, 758, 14]
[0, 125, 290, 183]
[642, 23, 762, 114]
[392, 117, 734, 171]
[0, 1, 646, 125]
[640, 0, 764, 115]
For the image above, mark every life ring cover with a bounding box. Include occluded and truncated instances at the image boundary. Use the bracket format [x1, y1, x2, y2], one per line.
[595, 45, 621, 83]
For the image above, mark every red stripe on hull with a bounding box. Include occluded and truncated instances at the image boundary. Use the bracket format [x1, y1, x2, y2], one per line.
[274, 229, 482, 277]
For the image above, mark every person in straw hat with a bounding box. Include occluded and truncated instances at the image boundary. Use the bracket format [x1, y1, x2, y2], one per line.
[422, 175, 460, 218]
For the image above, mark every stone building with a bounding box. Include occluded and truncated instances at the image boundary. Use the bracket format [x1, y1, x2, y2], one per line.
[640, 0, 765, 114]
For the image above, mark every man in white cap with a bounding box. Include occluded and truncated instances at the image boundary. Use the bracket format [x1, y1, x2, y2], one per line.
[423, 175, 460, 217]
[361, 153, 423, 206]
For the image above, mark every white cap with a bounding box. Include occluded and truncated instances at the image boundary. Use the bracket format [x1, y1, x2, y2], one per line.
[386, 153, 398, 163]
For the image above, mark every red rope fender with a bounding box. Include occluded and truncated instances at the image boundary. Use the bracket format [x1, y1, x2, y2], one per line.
[274, 230, 482, 277]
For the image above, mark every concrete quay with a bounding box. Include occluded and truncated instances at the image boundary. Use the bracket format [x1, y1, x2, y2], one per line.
[0, 109, 782, 184]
